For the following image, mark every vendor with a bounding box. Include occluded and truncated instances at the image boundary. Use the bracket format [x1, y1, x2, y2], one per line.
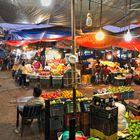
[103, 65, 111, 84]
[33, 59, 42, 72]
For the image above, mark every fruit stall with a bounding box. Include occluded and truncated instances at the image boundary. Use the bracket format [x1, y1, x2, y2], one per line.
[81, 59, 133, 85]
[40, 89, 92, 140]
[93, 86, 135, 101]
[26, 58, 68, 88]
[17, 48, 82, 89]
[38, 84, 139, 140]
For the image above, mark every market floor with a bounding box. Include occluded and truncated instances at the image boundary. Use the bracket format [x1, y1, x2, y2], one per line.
[0, 71, 140, 140]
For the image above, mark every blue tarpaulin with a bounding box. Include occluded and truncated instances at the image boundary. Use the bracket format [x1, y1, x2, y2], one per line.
[8, 28, 71, 41]
[0, 23, 54, 32]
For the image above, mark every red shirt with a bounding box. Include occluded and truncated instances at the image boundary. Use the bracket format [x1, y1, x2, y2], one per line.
[103, 67, 110, 75]
[95, 64, 101, 73]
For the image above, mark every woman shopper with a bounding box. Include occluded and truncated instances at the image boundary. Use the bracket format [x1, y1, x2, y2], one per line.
[19, 61, 27, 87]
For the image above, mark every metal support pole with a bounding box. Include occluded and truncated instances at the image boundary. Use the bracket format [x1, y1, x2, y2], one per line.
[71, 0, 77, 116]
[69, 118, 76, 140]
[70, 1, 76, 140]
[45, 100, 50, 140]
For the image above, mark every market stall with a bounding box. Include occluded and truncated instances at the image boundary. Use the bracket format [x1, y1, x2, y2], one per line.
[37, 84, 138, 140]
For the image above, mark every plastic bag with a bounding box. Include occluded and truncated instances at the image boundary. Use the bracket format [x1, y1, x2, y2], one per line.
[60, 131, 86, 140]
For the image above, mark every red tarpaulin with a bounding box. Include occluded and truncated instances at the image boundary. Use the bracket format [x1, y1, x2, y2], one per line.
[75, 32, 122, 49]
[5, 32, 140, 52]
[115, 38, 140, 52]
[75, 33, 140, 52]
[6, 37, 68, 46]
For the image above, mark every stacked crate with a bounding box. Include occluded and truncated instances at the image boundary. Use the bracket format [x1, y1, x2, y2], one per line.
[63, 71, 81, 88]
[50, 103, 64, 140]
[29, 76, 39, 88]
[80, 101, 91, 136]
[80, 112, 90, 136]
[90, 105, 118, 140]
[39, 76, 50, 89]
[64, 100, 81, 131]
[52, 76, 63, 89]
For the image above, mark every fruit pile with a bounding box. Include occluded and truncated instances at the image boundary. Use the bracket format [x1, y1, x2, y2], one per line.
[41, 90, 84, 100]
[107, 86, 134, 94]
[77, 97, 92, 102]
[50, 99, 63, 105]
[61, 90, 83, 99]
[39, 71, 50, 76]
[125, 113, 140, 140]
[41, 91, 62, 100]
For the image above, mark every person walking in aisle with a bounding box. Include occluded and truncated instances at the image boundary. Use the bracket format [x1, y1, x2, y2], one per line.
[19, 61, 28, 87]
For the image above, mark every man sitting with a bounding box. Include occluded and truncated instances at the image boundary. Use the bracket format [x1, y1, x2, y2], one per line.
[15, 87, 44, 133]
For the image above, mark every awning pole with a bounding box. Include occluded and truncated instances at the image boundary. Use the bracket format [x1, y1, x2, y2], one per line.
[71, 0, 77, 116]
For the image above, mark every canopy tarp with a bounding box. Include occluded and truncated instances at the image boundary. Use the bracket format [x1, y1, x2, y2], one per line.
[6, 32, 140, 52]
[6, 37, 69, 46]
[8, 28, 71, 40]
[116, 38, 140, 52]
[75, 33, 122, 49]
[0, 23, 54, 33]
[0, 0, 140, 30]
[75, 33, 140, 52]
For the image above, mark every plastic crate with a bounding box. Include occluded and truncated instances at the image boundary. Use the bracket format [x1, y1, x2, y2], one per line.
[90, 105, 118, 119]
[50, 103, 64, 117]
[90, 115, 118, 136]
[65, 101, 81, 113]
[80, 101, 91, 112]
[52, 76, 63, 89]
[128, 91, 134, 99]
[90, 106, 118, 136]
[40, 76, 50, 89]
[29, 76, 39, 88]
[120, 92, 128, 100]
[50, 116, 63, 130]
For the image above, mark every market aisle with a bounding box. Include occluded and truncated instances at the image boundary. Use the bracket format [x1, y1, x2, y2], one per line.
[0, 71, 44, 140]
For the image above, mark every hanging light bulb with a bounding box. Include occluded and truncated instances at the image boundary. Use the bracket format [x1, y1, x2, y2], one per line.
[86, 0, 92, 27]
[95, 29, 105, 41]
[124, 29, 132, 42]
[86, 13, 92, 27]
